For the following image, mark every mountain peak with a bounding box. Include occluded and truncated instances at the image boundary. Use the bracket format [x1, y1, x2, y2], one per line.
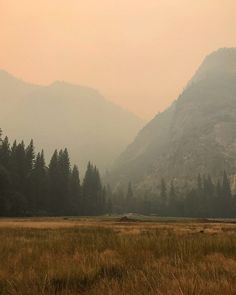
[0, 69, 143, 173]
[111, 47, 236, 189]
[191, 47, 236, 83]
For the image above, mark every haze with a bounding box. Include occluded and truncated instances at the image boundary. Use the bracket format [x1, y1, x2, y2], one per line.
[1, 0, 236, 119]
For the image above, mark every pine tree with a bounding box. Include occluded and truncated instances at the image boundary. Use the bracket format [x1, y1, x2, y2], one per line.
[82, 162, 93, 215]
[222, 171, 232, 199]
[29, 150, 48, 214]
[0, 163, 12, 216]
[57, 149, 71, 214]
[160, 178, 167, 213]
[0, 137, 10, 168]
[168, 180, 178, 215]
[216, 179, 222, 198]
[126, 181, 134, 212]
[169, 181, 177, 202]
[105, 184, 113, 214]
[58, 148, 70, 179]
[101, 186, 107, 215]
[69, 165, 81, 215]
[10, 141, 27, 193]
[197, 174, 203, 200]
[82, 162, 104, 215]
[221, 171, 232, 217]
[106, 196, 113, 215]
[48, 150, 59, 214]
[93, 166, 103, 215]
[25, 140, 35, 174]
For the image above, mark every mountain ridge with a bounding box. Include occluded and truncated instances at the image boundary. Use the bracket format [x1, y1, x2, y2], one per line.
[110, 48, 236, 190]
[0, 70, 143, 173]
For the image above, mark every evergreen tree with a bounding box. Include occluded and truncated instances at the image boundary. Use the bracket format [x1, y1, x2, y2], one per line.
[29, 150, 48, 214]
[126, 181, 134, 212]
[169, 181, 177, 202]
[0, 136, 10, 168]
[69, 165, 81, 215]
[106, 196, 113, 215]
[82, 162, 104, 215]
[222, 171, 232, 199]
[93, 166, 103, 215]
[168, 180, 178, 215]
[48, 150, 59, 214]
[0, 165, 11, 216]
[101, 186, 107, 215]
[57, 148, 71, 214]
[25, 139, 35, 174]
[105, 184, 113, 214]
[160, 178, 167, 213]
[221, 171, 232, 217]
[197, 174, 202, 192]
[216, 179, 222, 198]
[82, 162, 93, 215]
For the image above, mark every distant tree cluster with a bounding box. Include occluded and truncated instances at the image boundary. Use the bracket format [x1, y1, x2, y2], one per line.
[1, 129, 236, 218]
[0, 129, 110, 216]
[111, 173, 236, 218]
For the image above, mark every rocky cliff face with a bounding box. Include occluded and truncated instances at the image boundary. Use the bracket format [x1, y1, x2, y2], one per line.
[111, 48, 236, 189]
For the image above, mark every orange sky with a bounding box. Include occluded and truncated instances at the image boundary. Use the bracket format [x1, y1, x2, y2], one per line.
[0, 0, 236, 119]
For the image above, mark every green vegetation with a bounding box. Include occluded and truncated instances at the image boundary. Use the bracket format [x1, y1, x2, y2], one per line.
[1, 129, 236, 218]
[0, 219, 236, 294]
[111, 173, 236, 218]
[0, 129, 109, 216]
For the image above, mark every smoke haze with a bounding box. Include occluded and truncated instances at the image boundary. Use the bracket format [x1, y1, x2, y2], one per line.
[1, 0, 235, 118]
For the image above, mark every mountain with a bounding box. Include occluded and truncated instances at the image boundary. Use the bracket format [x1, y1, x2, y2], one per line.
[0, 70, 40, 119]
[0, 71, 143, 172]
[111, 48, 236, 190]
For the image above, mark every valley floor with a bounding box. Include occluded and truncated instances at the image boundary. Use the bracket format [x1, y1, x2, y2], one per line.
[0, 217, 236, 294]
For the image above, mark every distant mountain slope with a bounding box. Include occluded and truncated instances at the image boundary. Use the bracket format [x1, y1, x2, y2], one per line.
[0, 71, 143, 172]
[111, 48, 236, 188]
[0, 70, 40, 120]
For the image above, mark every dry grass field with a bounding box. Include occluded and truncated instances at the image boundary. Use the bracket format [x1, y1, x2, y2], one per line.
[0, 217, 236, 295]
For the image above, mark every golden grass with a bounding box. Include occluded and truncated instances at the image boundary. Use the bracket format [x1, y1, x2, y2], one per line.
[0, 218, 236, 294]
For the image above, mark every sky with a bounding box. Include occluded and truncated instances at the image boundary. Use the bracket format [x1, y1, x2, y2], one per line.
[0, 0, 236, 119]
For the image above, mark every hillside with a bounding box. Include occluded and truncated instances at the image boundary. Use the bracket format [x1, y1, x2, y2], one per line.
[111, 48, 236, 189]
[0, 71, 143, 172]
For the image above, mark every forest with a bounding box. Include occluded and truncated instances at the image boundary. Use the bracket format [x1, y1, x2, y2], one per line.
[0, 129, 235, 218]
[116, 174, 236, 218]
[0, 129, 111, 216]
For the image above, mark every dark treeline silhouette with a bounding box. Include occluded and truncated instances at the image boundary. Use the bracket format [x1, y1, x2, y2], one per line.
[1, 129, 236, 218]
[0, 129, 110, 216]
[111, 173, 236, 218]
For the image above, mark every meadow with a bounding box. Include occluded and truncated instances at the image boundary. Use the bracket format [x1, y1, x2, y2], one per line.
[0, 217, 236, 295]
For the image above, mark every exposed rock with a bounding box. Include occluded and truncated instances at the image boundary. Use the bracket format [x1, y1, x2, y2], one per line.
[111, 48, 236, 190]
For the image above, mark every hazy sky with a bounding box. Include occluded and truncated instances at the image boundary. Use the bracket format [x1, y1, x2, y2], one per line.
[1, 0, 236, 119]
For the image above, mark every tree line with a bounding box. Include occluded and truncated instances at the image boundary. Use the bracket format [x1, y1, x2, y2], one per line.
[1, 129, 236, 218]
[0, 129, 111, 216]
[111, 173, 236, 218]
